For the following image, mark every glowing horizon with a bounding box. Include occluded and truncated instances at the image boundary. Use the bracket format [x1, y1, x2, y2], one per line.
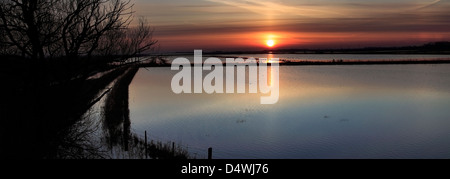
[133, 0, 450, 52]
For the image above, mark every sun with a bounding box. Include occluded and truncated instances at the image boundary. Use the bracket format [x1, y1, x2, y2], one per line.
[266, 40, 275, 47]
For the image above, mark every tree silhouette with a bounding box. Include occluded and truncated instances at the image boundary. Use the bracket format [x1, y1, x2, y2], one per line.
[59, 0, 133, 58]
[96, 17, 158, 62]
[0, 0, 59, 60]
[0, 0, 156, 62]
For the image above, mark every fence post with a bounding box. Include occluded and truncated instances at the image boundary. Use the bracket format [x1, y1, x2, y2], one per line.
[208, 147, 212, 159]
[172, 142, 175, 157]
[145, 130, 148, 159]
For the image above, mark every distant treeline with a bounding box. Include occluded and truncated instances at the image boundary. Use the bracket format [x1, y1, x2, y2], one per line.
[204, 41, 450, 55]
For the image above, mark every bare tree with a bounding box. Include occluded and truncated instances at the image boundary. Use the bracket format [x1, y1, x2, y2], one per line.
[122, 18, 158, 58]
[0, 0, 60, 60]
[58, 0, 133, 58]
[0, 0, 157, 62]
[93, 17, 158, 64]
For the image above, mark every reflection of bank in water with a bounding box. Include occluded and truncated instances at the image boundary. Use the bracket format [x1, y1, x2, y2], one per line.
[102, 66, 137, 152]
[100, 66, 190, 159]
[53, 65, 138, 159]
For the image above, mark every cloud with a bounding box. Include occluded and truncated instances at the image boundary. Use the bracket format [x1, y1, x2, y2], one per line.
[415, 0, 442, 10]
[205, 0, 345, 18]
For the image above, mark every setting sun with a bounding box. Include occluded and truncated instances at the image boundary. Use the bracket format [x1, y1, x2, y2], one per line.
[266, 40, 275, 47]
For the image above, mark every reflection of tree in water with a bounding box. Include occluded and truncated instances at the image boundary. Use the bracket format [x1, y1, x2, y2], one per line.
[55, 108, 106, 159]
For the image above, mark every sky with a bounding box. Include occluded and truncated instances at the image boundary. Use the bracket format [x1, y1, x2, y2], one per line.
[133, 0, 450, 52]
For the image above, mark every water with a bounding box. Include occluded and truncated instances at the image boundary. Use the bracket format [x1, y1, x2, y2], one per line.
[129, 54, 450, 159]
[163, 54, 450, 63]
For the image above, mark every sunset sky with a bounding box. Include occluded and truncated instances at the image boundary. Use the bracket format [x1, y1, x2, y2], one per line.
[134, 0, 450, 52]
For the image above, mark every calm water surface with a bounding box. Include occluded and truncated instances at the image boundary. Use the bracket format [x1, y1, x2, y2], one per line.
[129, 56, 450, 159]
[164, 54, 450, 63]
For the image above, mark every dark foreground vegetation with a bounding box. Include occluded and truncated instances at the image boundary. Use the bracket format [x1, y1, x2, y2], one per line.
[0, 0, 185, 159]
